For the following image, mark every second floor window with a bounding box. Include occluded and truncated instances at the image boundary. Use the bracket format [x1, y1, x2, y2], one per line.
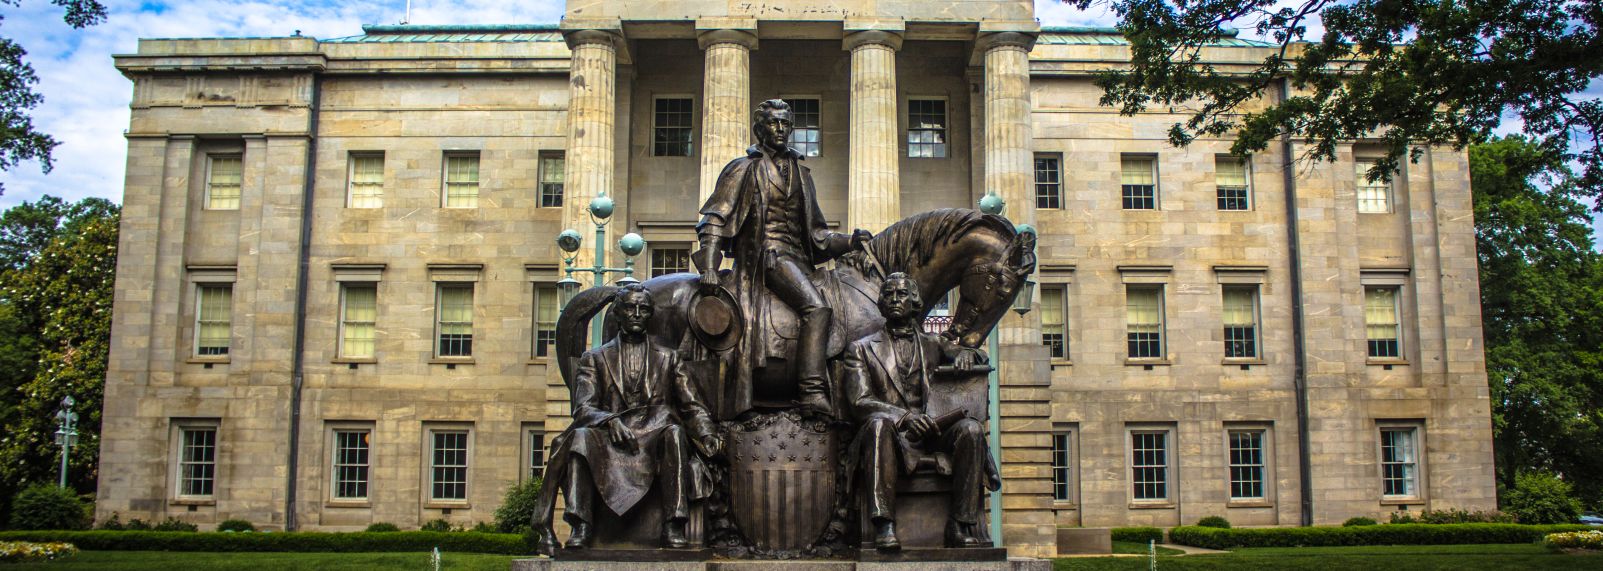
[1365, 286, 1401, 359]
[348, 154, 384, 208]
[195, 285, 232, 356]
[654, 98, 694, 157]
[1222, 286, 1260, 359]
[1035, 154, 1063, 209]
[1216, 156, 1250, 211]
[539, 152, 565, 208]
[791, 98, 821, 157]
[339, 284, 377, 359]
[436, 285, 474, 357]
[206, 155, 242, 210]
[651, 246, 691, 278]
[1041, 286, 1068, 360]
[907, 99, 947, 158]
[1121, 156, 1157, 210]
[534, 284, 558, 358]
[1356, 160, 1393, 213]
[444, 154, 480, 208]
[1126, 285, 1164, 359]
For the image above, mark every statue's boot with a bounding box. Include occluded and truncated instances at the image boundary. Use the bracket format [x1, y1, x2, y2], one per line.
[564, 521, 592, 549]
[872, 518, 901, 551]
[796, 306, 834, 417]
[663, 519, 690, 548]
[945, 519, 985, 548]
[533, 525, 560, 556]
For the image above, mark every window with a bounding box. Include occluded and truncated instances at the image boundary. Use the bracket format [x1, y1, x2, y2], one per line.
[195, 285, 232, 356]
[527, 429, 546, 480]
[1041, 285, 1068, 360]
[1035, 154, 1063, 209]
[1216, 156, 1250, 210]
[347, 153, 384, 208]
[790, 98, 821, 157]
[205, 155, 242, 210]
[1126, 285, 1164, 359]
[1356, 160, 1392, 213]
[436, 284, 474, 357]
[1130, 429, 1171, 501]
[177, 425, 217, 498]
[1380, 426, 1419, 498]
[1228, 429, 1266, 500]
[332, 429, 370, 500]
[1365, 286, 1401, 359]
[1052, 431, 1074, 502]
[907, 98, 947, 158]
[443, 153, 480, 208]
[651, 246, 692, 278]
[429, 430, 470, 501]
[539, 152, 565, 208]
[1222, 286, 1260, 359]
[653, 97, 694, 157]
[533, 284, 558, 358]
[339, 284, 377, 359]
[1121, 156, 1157, 210]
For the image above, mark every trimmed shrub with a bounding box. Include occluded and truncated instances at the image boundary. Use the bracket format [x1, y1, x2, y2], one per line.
[152, 518, 198, 532]
[364, 523, 400, 533]
[124, 519, 152, 531]
[1342, 517, 1378, 527]
[493, 477, 542, 533]
[1196, 516, 1231, 529]
[1169, 523, 1597, 550]
[216, 519, 255, 533]
[1110, 527, 1164, 543]
[1390, 509, 1515, 524]
[8, 485, 88, 531]
[1544, 529, 1603, 550]
[0, 530, 528, 554]
[97, 513, 125, 531]
[1505, 471, 1584, 524]
[420, 519, 454, 533]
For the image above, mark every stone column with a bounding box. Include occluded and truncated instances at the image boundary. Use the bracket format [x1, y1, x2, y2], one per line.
[844, 30, 904, 232]
[561, 29, 622, 271]
[697, 29, 757, 203]
[981, 31, 1038, 236]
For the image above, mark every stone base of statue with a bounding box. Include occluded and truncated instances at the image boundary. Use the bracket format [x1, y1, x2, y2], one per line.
[511, 558, 1051, 571]
[554, 548, 714, 562]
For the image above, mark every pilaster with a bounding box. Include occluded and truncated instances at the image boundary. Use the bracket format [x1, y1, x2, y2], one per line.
[844, 29, 904, 233]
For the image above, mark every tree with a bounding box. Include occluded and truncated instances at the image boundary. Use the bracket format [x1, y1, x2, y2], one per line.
[1069, 0, 1603, 197]
[1469, 136, 1603, 508]
[0, 0, 107, 193]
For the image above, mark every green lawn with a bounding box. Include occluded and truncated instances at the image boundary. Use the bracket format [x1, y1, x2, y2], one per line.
[5, 551, 523, 570]
[1055, 543, 1603, 570]
[1111, 541, 1184, 555]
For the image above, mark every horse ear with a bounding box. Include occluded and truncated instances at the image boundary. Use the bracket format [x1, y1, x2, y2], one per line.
[1006, 231, 1037, 276]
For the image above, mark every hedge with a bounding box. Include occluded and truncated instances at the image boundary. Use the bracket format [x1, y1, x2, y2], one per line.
[1110, 527, 1165, 543]
[1169, 523, 1598, 550]
[0, 530, 530, 554]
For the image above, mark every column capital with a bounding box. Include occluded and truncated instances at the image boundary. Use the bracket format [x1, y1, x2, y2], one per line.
[697, 28, 759, 51]
[562, 28, 624, 50]
[975, 31, 1037, 53]
[843, 30, 904, 52]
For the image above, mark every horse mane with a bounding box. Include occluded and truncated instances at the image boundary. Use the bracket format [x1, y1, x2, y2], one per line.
[838, 208, 1016, 276]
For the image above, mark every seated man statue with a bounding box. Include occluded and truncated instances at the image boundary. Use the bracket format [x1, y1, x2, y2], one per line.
[843, 273, 1000, 550]
[532, 284, 724, 553]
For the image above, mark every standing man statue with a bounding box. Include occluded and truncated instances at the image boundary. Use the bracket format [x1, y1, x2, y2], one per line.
[532, 284, 724, 554]
[843, 273, 999, 550]
[697, 98, 872, 418]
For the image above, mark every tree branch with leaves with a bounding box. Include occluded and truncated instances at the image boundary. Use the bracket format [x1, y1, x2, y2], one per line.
[0, 0, 105, 194]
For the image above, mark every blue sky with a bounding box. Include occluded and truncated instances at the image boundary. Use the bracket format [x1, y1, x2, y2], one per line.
[0, 0, 1597, 244]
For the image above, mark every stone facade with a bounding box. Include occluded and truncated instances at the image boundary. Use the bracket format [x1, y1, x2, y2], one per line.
[98, 0, 1496, 560]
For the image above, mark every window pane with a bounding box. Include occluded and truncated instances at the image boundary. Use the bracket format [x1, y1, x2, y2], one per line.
[1381, 428, 1417, 497]
[349, 154, 384, 208]
[651, 247, 691, 278]
[534, 284, 558, 358]
[908, 99, 948, 158]
[445, 155, 480, 208]
[207, 156, 242, 210]
[539, 152, 565, 208]
[1126, 286, 1163, 358]
[1357, 161, 1392, 213]
[333, 430, 370, 499]
[341, 284, 377, 359]
[1131, 431, 1169, 500]
[430, 431, 469, 501]
[1035, 155, 1062, 209]
[1228, 430, 1265, 499]
[1052, 433, 1072, 501]
[654, 98, 695, 157]
[437, 286, 474, 357]
[1223, 287, 1258, 359]
[1121, 157, 1155, 185]
[791, 99, 821, 157]
[1365, 287, 1401, 358]
[196, 285, 232, 356]
[1041, 287, 1066, 359]
[179, 427, 217, 497]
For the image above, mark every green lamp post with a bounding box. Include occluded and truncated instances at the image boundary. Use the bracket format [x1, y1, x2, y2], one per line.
[556, 191, 647, 347]
[976, 192, 1035, 545]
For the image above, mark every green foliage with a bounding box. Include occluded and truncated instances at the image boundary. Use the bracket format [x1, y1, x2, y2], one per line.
[363, 523, 399, 533]
[1388, 509, 1517, 525]
[1068, 0, 1603, 197]
[1505, 471, 1585, 524]
[471, 521, 496, 533]
[1109, 526, 1164, 543]
[7, 484, 86, 530]
[96, 513, 123, 531]
[1342, 517, 1377, 527]
[216, 519, 255, 533]
[123, 519, 151, 531]
[151, 518, 198, 533]
[0, 530, 529, 554]
[1168, 523, 1596, 550]
[1196, 516, 1231, 529]
[419, 519, 454, 533]
[492, 477, 541, 534]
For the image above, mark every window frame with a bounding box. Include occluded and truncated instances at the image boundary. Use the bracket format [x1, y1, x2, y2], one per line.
[1125, 284, 1166, 361]
[1127, 425, 1175, 505]
[1040, 284, 1070, 362]
[1355, 158, 1394, 214]
[338, 283, 378, 360]
[523, 424, 546, 482]
[346, 152, 384, 209]
[328, 424, 373, 502]
[1222, 285, 1262, 360]
[532, 282, 559, 359]
[906, 96, 949, 159]
[652, 96, 696, 157]
[193, 283, 233, 358]
[1120, 154, 1159, 210]
[1051, 426, 1078, 505]
[1377, 421, 1426, 504]
[650, 244, 693, 278]
[1225, 424, 1274, 505]
[425, 425, 473, 505]
[1364, 285, 1404, 362]
[785, 97, 822, 157]
[204, 154, 243, 211]
[538, 151, 565, 208]
[434, 283, 475, 359]
[1035, 153, 1063, 209]
[441, 152, 481, 208]
[1216, 155, 1251, 211]
[172, 420, 220, 501]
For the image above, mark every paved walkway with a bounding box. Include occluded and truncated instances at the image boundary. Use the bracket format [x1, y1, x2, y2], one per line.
[1161, 543, 1229, 555]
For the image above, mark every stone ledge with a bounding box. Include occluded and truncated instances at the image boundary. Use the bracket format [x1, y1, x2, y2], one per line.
[510, 559, 1050, 571]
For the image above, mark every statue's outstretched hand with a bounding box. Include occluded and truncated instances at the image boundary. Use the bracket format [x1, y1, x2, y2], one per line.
[606, 418, 636, 453]
[952, 346, 990, 372]
[851, 228, 874, 248]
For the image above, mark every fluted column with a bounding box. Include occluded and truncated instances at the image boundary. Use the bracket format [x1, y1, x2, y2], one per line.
[561, 29, 621, 271]
[981, 32, 1037, 232]
[697, 29, 758, 203]
[844, 30, 904, 233]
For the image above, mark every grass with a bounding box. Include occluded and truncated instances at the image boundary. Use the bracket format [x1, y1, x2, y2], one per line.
[1055, 543, 1603, 570]
[1111, 541, 1184, 555]
[4, 551, 523, 570]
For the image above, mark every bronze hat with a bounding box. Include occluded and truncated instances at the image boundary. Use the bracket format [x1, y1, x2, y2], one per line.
[690, 286, 744, 352]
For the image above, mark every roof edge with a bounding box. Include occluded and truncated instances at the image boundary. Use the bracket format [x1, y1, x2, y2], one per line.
[360, 23, 560, 34]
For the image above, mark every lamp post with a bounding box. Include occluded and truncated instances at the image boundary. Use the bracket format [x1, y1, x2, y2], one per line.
[976, 192, 1035, 545]
[555, 191, 647, 347]
[53, 396, 78, 489]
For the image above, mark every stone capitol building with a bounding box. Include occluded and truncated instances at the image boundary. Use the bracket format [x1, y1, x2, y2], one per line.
[97, 0, 1496, 558]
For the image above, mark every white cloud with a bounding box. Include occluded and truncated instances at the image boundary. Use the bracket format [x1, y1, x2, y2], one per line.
[1034, 0, 1117, 28]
